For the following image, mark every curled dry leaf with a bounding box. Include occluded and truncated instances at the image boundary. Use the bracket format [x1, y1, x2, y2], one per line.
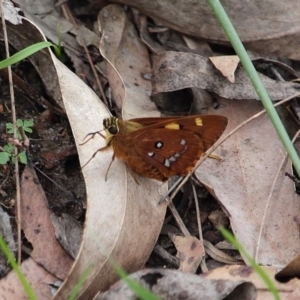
[52, 59, 167, 297]
[52, 7, 167, 299]
[96, 268, 257, 300]
[51, 213, 83, 259]
[20, 164, 73, 280]
[276, 251, 300, 282]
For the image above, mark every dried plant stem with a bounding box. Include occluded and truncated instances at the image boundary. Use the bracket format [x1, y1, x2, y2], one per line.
[192, 183, 208, 272]
[168, 202, 190, 237]
[0, 0, 21, 263]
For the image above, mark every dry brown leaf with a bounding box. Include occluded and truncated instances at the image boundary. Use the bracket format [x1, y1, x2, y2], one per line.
[0, 206, 16, 276]
[209, 56, 240, 83]
[138, 14, 165, 55]
[51, 213, 83, 259]
[0, 0, 22, 25]
[112, 0, 300, 41]
[206, 265, 300, 300]
[169, 235, 204, 273]
[96, 268, 257, 300]
[113, 0, 300, 59]
[197, 99, 300, 267]
[98, 4, 158, 119]
[0, 258, 59, 300]
[20, 164, 74, 280]
[152, 52, 300, 101]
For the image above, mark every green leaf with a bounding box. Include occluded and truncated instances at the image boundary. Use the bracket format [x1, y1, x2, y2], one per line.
[23, 120, 34, 128]
[18, 151, 27, 164]
[16, 119, 23, 127]
[23, 127, 33, 134]
[23, 120, 34, 133]
[0, 152, 11, 164]
[6, 122, 13, 133]
[3, 144, 14, 154]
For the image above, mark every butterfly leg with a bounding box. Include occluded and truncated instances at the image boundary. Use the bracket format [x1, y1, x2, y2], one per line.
[105, 153, 115, 181]
[80, 131, 106, 146]
[81, 145, 109, 168]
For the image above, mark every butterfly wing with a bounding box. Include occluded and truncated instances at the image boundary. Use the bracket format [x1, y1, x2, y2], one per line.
[131, 115, 228, 151]
[131, 128, 204, 181]
[111, 115, 227, 181]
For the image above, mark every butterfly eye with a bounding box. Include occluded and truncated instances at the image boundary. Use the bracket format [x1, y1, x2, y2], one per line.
[103, 117, 119, 135]
[108, 126, 118, 135]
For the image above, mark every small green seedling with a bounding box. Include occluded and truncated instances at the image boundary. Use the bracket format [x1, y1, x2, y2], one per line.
[6, 119, 34, 139]
[0, 144, 27, 165]
[0, 119, 33, 165]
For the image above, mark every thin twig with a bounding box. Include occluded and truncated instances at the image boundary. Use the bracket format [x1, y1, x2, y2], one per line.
[192, 183, 208, 272]
[168, 202, 190, 237]
[192, 183, 203, 241]
[0, 0, 21, 264]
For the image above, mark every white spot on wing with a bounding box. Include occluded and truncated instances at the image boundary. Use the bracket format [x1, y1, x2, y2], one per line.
[156, 142, 163, 148]
[164, 159, 170, 168]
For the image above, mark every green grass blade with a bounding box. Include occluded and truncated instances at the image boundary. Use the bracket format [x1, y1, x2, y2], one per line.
[219, 227, 280, 300]
[0, 42, 59, 69]
[68, 265, 93, 300]
[206, 0, 300, 178]
[0, 236, 36, 300]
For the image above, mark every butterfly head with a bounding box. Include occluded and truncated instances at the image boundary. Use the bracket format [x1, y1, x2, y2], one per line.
[103, 117, 120, 144]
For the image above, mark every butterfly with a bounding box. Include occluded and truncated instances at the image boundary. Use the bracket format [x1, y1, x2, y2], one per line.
[82, 115, 228, 182]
